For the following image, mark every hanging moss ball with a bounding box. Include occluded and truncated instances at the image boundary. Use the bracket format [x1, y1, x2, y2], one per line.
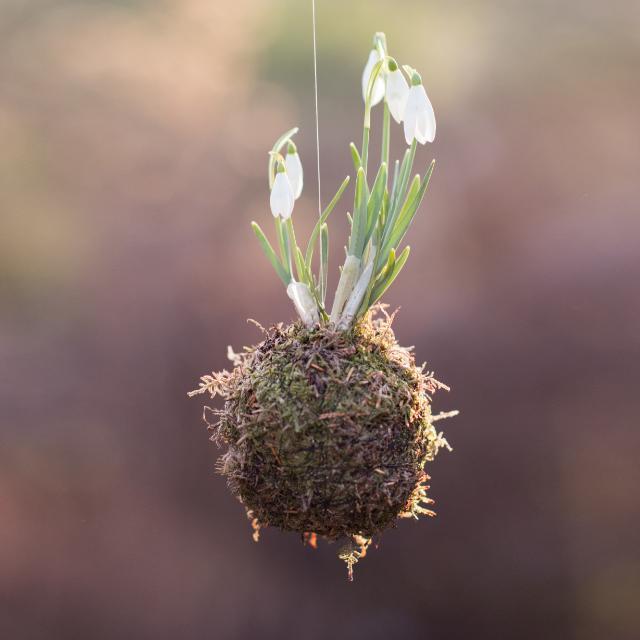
[190, 309, 453, 574]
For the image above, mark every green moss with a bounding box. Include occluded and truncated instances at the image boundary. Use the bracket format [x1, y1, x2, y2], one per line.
[190, 308, 453, 576]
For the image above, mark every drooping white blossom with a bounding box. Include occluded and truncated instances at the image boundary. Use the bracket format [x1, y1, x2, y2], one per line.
[285, 142, 303, 199]
[361, 49, 385, 106]
[270, 167, 295, 219]
[385, 64, 410, 124]
[403, 75, 436, 145]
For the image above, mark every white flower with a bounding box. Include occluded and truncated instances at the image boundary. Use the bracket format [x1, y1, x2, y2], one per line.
[361, 49, 385, 106]
[270, 169, 295, 219]
[403, 77, 436, 145]
[285, 145, 303, 199]
[385, 67, 409, 124]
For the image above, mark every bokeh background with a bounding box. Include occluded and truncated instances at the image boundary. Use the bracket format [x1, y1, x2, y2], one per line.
[1, 1, 639, 638]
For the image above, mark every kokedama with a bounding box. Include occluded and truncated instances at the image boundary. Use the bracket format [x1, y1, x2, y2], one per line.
[190, 31, 457, 580]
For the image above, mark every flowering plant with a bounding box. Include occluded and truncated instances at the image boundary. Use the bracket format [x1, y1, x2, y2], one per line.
[190, 31, 453, 581]
[252, 31, 436, 330]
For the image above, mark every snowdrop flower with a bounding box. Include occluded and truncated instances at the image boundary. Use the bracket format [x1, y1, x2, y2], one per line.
[385, 59, 409, 124]
[361, 48, 385, 106]
[403, 72, 436, 145]
[270, 161, 295, 219]
[284, 141, 303, 199]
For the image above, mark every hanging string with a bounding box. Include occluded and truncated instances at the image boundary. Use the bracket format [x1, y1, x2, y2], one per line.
[311, 0, 322, 216]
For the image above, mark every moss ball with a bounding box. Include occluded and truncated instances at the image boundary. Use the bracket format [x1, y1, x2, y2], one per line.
[193, 311, 451, 544]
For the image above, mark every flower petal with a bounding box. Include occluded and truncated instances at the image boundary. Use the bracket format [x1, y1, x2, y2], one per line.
[270, 172, 295, 218]
[415, 110, 429, 144]
[385, 69, 409, 123]
[415, 84, 436, 143]
[423, 99, 436, 143]
[403, 108, 417, 145]
[361, 49, 385, 106]
[285, 152, 303, 199]
[403, 86, 421, 144]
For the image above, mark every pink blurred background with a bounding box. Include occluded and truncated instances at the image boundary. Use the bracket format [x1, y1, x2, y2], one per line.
[1, 1, 639, 638]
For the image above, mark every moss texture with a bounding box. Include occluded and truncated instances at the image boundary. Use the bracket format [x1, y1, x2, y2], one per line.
[190, 308, 452, 577]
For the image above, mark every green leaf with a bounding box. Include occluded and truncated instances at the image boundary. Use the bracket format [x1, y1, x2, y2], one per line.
[364, 162, 387, 247]
[388, 140, 417, 224]
[378, 173, 421, 268]
[385, 160, 434, 253]
[380, 188, 389, 229]
[304, 269, 328, 323]
[390, 159, 399, 196]
[305, 175, 350, 268]
[295, 247, 307, 286]
[370, 246, 411, 306]
[349, 143, 362, 172]
[376, 247, 396, 284]
[358, 248, 394, 318]
[320, 223, 329, 303]
[251, 222, 290, 285]
[268, 126, 299, 188]
[285, 218, 305, 283]
[349, 167, 368, 257]
[296, 251, 327, 322]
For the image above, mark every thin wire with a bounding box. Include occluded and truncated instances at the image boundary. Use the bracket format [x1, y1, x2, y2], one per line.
[311, 0, 322, 216]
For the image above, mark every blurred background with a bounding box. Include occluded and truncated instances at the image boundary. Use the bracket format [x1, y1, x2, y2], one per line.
[1, 1, 639, 638]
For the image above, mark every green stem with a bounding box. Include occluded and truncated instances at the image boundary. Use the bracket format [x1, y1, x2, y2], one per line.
[318, 229, 325, 301]
[361, 126, 370, 177]
[376, 139, 417, 273]
[285, 218, 303, 282]
[282, 221, 293, 278]
[305, 175, 350, 267]
[274, 217, 292, 282]
[388, 139, 417, 225]
[381, 102, 390, 172]
[361, 58, 384, 177]
[320, 223, 329, 305]
[268, 127, 299, 189]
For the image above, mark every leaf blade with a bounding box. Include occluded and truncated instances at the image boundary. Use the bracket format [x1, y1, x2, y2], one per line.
[251, 222, 290, 285]
[305, 175, 350, 268]
[370, 246, 411, 306]
[320, 223, 329, 304]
